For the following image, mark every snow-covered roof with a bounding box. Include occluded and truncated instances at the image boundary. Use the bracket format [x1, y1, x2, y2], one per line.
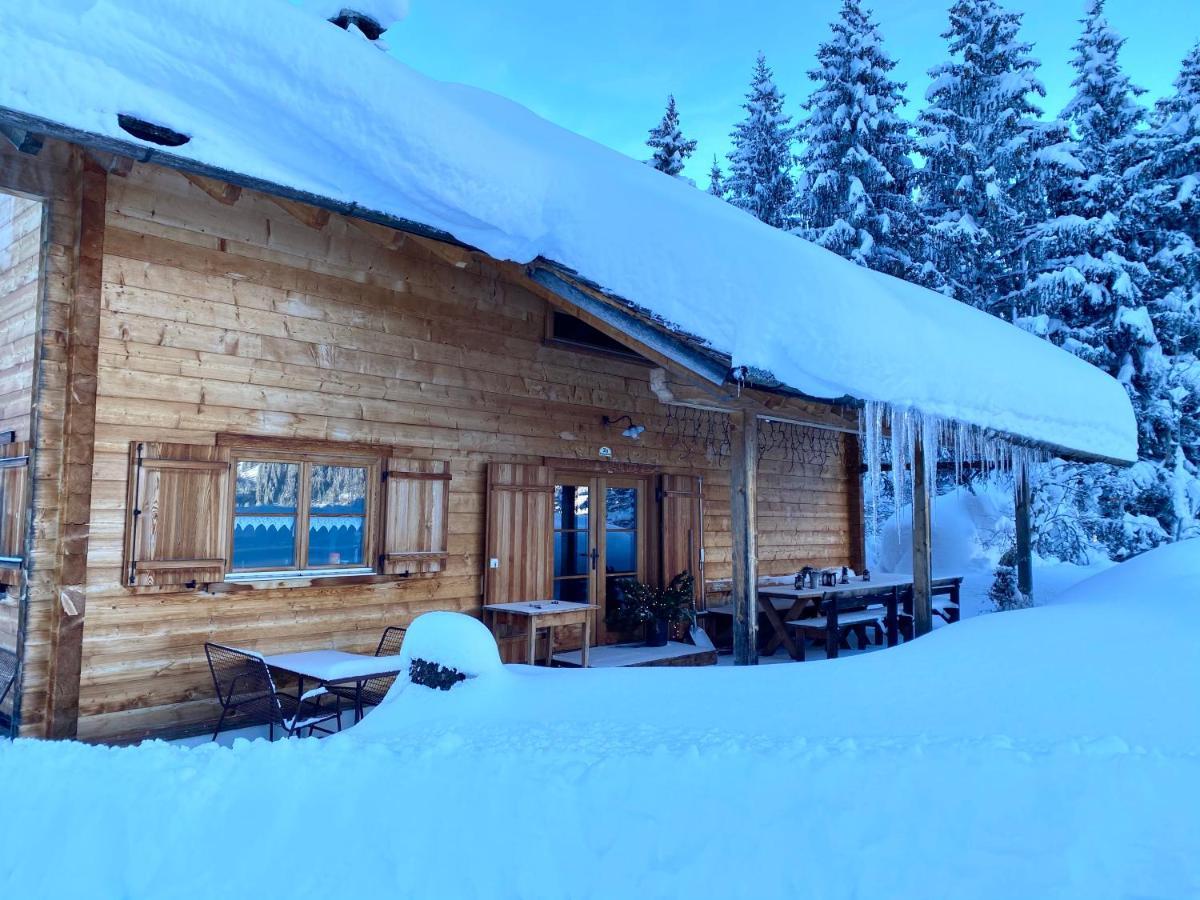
[0, 0, 1137, 463]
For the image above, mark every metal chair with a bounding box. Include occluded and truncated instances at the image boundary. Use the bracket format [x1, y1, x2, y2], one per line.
[204, 643, 342, 741]
[0, 647, 16, 731]
[326, 626, 406, 719]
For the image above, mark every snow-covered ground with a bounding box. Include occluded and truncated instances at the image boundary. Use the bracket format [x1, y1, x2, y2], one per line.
[2, 540, 1198, 899]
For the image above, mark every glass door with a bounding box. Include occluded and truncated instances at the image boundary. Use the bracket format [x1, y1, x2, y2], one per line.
[552, 474, 648, 644]
[552, 478, 592, 603]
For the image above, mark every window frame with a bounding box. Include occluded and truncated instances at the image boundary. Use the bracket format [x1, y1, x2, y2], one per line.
[225, 449, 382, 581]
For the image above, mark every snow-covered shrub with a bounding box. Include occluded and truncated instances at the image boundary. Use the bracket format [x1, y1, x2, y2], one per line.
[400, 611, 503, 685]
[988, 548, 1032, 611]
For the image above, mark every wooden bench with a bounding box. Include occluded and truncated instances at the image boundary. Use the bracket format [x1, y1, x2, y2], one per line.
[786, 585, 909, 661]
[931, 576, 963, 623]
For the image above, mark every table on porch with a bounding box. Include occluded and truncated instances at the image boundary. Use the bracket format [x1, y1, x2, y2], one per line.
[262, 650, 404, 723]
[483, 600, 597, 667]
[706, 573, 927, 660]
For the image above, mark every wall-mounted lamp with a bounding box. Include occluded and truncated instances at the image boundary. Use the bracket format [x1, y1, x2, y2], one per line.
[602, 414, 645, 439]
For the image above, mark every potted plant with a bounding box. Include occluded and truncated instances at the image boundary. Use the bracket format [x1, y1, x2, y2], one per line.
[606, 571, 696, 647]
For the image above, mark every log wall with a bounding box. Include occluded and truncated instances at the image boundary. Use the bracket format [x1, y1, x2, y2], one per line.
[0, 190, 40, 722]
[10, 156, 858, 742]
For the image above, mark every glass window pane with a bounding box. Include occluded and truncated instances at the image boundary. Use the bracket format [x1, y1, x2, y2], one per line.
[233, 516, 295, 569]
[310, 465, 367, 514]
[606, 487, 637, 530]
[554, 578, 589, 603]
[605, 530, 637, 574]
[554, 485, 589, 530]
[554, 530, 591, 578]
[235, 461, 298, 513]
[308, 515, 365, 566]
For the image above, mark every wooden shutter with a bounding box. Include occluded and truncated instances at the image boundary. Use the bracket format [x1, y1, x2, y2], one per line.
[484, 463, 554, 604]
[380, 458, 451, 575]
[0, 442, 30, 590]
[658, 473, 705, 607]
[124, 442, 230, 589]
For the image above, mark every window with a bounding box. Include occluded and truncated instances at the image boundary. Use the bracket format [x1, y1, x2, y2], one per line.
[124, 440, 451, 591]
[547, 311, 647, 361]
[229, 454, 376, 577]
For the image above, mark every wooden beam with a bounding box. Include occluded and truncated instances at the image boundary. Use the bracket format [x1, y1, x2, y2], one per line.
[183, 172, 242, 206]
[44, 152, 106, 739]
[730, 408, 758, 665]
[0, 122, 43, 155]
[649, 368, 860, 434]
[845, 432, 866, 572]
[911, 432, 933, 637]
[268, 195, 330, 230]
[1015, 465, 1033, 600]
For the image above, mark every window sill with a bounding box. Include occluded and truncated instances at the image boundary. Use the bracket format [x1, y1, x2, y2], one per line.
[207, 570, 408, 593]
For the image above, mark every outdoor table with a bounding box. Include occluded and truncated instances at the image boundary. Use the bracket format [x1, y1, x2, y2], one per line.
[262, 649, 404, 723]
[757, 573, 915, 659]
[484, 600, 597, 667]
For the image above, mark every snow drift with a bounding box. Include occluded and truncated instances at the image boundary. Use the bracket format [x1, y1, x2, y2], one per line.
[0, 0, 1136, 462]
[3, 542, 1200, 898]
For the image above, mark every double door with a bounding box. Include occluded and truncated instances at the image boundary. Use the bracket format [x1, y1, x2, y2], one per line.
[553, 474, 647, 643]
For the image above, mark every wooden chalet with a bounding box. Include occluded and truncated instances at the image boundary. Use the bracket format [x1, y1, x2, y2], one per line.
[0, 5, 1135, 742]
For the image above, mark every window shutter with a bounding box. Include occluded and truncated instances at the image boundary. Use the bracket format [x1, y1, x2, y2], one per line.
[484, 463, 553, 604]
[380, 458, 451, 575]
[124, 442, 230, 589]
[658, 473, 705, 607]
[0, 442, 30, 590]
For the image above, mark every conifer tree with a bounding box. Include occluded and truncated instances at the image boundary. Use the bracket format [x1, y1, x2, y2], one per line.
[645, 94, 698, 177]
[795, 0, 919, 279]
[707, 155, 726, 198]
[726, 54, 797, 229]
[916, 0, 1048, 313]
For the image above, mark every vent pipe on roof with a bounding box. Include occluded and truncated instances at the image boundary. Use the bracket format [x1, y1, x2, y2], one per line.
[328, 8, 388, 40]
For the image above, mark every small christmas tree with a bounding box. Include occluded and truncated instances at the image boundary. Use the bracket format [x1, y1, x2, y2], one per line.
[726, 54, 797, 229]
[707, 155, 726, 198]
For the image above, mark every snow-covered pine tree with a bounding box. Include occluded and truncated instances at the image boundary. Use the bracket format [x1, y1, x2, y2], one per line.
[707, 155, 726, 199]
[795, 0, 920, 280]
[645, 94, 698, 177]
[726, 54, 797, 229]
[1126, 42, 1200, 542]
[1019, 0, 1173, 558]
[916, 0, 1048, 313]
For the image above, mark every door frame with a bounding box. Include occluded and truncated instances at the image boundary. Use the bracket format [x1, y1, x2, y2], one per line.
[551, 469, 653, 645]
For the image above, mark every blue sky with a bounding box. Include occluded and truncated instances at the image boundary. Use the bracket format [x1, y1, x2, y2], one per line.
[389, 0, 1197, 182]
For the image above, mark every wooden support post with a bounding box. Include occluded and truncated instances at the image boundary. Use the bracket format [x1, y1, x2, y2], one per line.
[911, 432, 933, 637]
[44, 153, 106, 739]
[730, 409, 758, 665]
[1015, 465, 1033, 601]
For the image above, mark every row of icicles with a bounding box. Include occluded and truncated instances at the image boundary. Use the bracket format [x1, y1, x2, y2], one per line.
[860, 400, 1046, 546]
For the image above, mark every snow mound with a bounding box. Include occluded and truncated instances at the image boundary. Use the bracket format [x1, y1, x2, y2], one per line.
[1054, 537, 1200, 606]
[875, 486, 1006, 575]
[399, 611, 503, 679]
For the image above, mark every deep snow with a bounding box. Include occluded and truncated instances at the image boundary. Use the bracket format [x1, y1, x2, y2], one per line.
[2, 541, 1199, 899]
[0, 0, 1135, 461]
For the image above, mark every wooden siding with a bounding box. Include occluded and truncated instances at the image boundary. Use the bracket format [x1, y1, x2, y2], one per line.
[7, 155, 858, 742]
[0, 139, 93, 737]
[0, 193, 39, 703]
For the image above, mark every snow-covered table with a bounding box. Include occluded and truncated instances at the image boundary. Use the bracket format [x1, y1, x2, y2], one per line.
[483, 600, 597, 667]
[262, 650, 404, 721]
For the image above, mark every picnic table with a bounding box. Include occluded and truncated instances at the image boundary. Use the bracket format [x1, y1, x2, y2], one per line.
[484, 600, 597, 667]
[263, 649, 404, 723]
[707, 573, 961, 660]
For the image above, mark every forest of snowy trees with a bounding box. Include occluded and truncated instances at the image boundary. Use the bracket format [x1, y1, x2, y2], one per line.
[642, 0, 1199, 563]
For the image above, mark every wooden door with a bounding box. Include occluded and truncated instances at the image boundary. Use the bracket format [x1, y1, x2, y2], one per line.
[484, 463, 554, 604]
[658, 473, 705, 608]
